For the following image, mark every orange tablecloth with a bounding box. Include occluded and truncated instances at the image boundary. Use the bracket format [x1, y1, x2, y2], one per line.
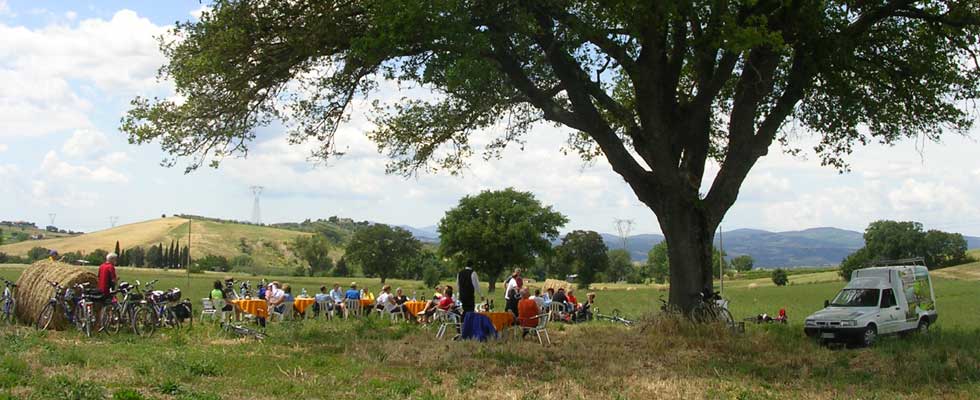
[231, 299, 268, 318]
[360, 299, 374, 309]
[293, 298, 315, 313]
[479, 312, 514, 332]
[403, 301, 427, 316]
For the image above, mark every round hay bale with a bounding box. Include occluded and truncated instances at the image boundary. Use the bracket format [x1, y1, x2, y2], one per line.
[15, 260, 98, 330]
[748, 283, 758, 290]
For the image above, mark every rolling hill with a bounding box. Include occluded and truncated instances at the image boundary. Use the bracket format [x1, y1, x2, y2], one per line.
[0, 217, 314, 267]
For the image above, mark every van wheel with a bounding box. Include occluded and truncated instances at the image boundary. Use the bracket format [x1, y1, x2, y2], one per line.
[917, 319, 930, 335]
[861, 325, 877, 347]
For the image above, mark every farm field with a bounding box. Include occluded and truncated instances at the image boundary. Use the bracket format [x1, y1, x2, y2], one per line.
[0, 263, 978, 398]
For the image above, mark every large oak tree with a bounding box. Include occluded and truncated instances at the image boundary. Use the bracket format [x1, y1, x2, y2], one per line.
[123, 0, 980, 310]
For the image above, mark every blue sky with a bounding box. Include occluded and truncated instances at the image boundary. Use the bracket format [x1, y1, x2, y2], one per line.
[2, 1, 980, 237]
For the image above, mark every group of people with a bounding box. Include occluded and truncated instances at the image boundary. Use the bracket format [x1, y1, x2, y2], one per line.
[503, 268, 595, 324]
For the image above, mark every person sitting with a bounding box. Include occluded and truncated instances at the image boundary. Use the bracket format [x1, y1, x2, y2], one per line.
[552, 288, 568, 307]
[345, 283, 361, 300]
[374, 285, 397, 316]
[313, 285, 332, 317]
[566, 289, 579, 313]
[393, 288, 411, 320]
[361, 287, 375, 302]
[438, 286, 460, 318]
[775, 309, 788, 324]
[210, 280, 233, 313]
[576, 292, 596, 322]
[541, 288, 552, 308]
[329, 283, 346, 314]
[417, 289, 444, 324]
[266, 281, 286, 322]
[517, 288, 540, 336]
[531, 289, 546, 311]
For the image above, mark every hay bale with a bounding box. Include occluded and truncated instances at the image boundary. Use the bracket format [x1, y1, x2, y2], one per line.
[15, 260, 98, 330]
[541, 279, 573, 292]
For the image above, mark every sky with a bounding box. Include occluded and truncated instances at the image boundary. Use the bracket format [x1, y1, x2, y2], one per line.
[2, 1, 980, 236]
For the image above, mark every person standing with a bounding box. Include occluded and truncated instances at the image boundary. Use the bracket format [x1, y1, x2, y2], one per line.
[456, 261, 482, 314]
[97, 253, 118, 297]
[504, 268, 522, 318]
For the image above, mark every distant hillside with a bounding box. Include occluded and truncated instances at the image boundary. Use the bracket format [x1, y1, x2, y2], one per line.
[0, 217, 314, 267]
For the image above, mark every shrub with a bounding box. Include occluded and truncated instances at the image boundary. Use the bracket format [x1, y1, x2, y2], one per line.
[771, 269, 788, 286]
[27, 246, 50, 262]
[422, 264, 441, 288]
[196, 254, 230, 272]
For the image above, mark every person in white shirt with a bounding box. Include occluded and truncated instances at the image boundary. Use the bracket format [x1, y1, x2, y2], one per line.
[504, 268, 523, 318]
[374, 285, 398, 314]
[266, 281, 286, 314]
[531, 289, 546, 311]
[328, 283, 346, 314]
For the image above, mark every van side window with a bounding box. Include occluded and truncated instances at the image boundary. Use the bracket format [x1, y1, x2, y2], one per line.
[880, 289, 896, 308]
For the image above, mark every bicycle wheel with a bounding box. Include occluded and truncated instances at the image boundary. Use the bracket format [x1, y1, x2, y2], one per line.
[716, 308, 735, 332]
[164, 307, 181, 330]
[133, 306, 157, 337]
[36, 302, 56, 330]
[688, 306, 713, 324]
[78, 303, 93, 337]
[99, 305, 122, 335]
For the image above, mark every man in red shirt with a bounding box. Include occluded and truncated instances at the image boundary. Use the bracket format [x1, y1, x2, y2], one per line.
[98, 253, 118, 296]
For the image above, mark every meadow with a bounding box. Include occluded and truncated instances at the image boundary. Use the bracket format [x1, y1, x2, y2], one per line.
[0, 263, 979, 399]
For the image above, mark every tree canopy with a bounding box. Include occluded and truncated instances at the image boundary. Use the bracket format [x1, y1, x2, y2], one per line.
[840, 220, 969, 280]
[345, 224, 422, 283]
[556, 230, 609, 288]
[438, 188, 567, 291]
[606, 248, 633, 282]
[292, 234, 334, 276]
[123, 0, 980, 310]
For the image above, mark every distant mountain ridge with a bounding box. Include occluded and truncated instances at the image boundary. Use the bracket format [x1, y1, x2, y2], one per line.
[399, 224, 980, 269]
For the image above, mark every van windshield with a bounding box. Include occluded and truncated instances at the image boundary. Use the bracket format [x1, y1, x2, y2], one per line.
[830, 289, 880, 307]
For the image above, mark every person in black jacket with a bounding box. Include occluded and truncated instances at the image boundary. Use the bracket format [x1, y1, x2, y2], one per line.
[456, 261, 482, 314]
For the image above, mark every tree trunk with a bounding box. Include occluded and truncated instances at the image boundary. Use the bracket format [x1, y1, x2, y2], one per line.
[487, 279, 496, 293]
[660, 201, 717, 313]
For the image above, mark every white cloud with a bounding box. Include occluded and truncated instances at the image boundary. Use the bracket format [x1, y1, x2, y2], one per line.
[0, 10, 170, 138]
[190, 5, 212, 20]
[99, 151, 131, 164]
[65, 11, 77, 20]
[0, 1, 10, 17]
[40, 150, 129, 183]
[62, 129, 109, 158]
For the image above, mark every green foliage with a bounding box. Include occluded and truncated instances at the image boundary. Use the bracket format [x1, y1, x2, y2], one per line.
[60, 251, 84, 265]
[196, 254, 230, 272]
[605, 249, 633, 283]
[27, 246, 49, 262]
[439, 188, 567, 291]
[345, 224, 422, 283]
[422, 264, 441, 289]
[231, 254, 254, 269]
[841, 220, 970, 280]
[333, 256, 350, 277]
[646, 242, 669, 284]
[771, 269, 789, 286]
[146, 244, 163, 268]
[556, 230, 609, 289]
[731, 255, 754, 272]
[85, 249, 109, 266]
[112, 389, 147, 400]
[126, 246, 146, 267]
[292, 235, 333, 276]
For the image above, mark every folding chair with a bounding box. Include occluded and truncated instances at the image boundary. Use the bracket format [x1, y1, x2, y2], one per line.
[344, 299, 362, 319]
[434, 308, 460, 339]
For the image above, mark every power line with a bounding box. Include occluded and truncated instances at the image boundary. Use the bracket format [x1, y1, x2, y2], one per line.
[109, 216, 119, 228]
[613, 219, 634, 250]
[48, 213, 56, 227]
[250, 186, 264, 224]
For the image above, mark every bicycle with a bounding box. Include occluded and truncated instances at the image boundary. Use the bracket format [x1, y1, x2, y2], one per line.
[688, 289, 735, 331]
[36, 281, 99, 337]
[594, 308, 634, 327]
[98, 281, 142, 335]
[221, 322, 266, 340]
[146, 286, 192, 331]
[1, 278, 17, 324]
[129, 280, 160, 337]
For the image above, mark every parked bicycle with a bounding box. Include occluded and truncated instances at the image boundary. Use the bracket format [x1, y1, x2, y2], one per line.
[594, 308, 634, 327]
[145, 285, 192, 331]
[1, 278, 16, 324]
[98, 281, 143, 335]
[689, 289, 735, 331]
[221, 322, 266, 340]
[36, 281, 101, 337]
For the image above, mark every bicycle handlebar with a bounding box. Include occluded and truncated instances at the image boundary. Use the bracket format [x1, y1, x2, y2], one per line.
[0, 278, 15, 287]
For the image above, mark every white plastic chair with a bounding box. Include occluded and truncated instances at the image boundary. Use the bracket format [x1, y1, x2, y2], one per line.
[434, 308, 460, 339]
[201, 298, 217, 321]
[315, 299, 334, 320]
[548, 302, 565, 321]
[344, 299, 362, 319]
[270, 301, 294, 322]
[524, 313, 551, 346]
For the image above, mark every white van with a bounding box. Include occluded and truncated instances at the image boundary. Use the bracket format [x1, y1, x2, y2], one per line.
[804, 264, 937, 346]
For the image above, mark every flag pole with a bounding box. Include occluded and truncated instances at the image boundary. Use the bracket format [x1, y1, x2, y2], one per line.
[186, 218, 191, 289]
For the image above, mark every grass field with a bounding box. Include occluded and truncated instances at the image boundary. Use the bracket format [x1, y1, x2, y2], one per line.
[0, 218, 316, 268]
[0, 263, 978, 399]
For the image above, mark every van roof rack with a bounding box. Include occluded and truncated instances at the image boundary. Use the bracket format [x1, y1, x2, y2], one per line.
[870, 257, 925, 267]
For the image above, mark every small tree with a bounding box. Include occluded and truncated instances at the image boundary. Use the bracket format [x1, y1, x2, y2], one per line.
[772, 269, 789, 286]
[85, 249, 109, 266]
[333, 256, 350, 277]
[731, 255, 754, 272]
[556, 230, 609, 289]
[27, 246, 50, 262]
[292, 235, 333, 276]
[422, 264, 442, 289]
[346, 224, 422, 284]
[606, 249, 633, 283]
[646, 242, 670, 284]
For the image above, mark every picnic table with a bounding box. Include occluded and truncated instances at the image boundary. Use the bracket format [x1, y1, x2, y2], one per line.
[360, 299, 374, 309]
[293, 298, 315, 314]
[479, 312, 514, 332]
[231, 299, 268, 318]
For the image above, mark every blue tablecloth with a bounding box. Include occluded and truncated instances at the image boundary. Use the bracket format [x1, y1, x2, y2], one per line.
[461, 312, 498, 341]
